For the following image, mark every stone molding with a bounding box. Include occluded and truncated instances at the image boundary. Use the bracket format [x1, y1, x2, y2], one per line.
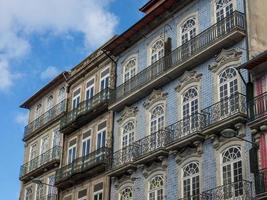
[175, 71, 202, 92]
[143, 89, 167, 109]
[117, 106, 138, 124]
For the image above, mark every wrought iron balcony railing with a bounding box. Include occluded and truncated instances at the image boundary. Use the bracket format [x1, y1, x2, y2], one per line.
[60, 88, 111, 131]
[111, 145, 135, 170]
[248, 92, 267, 122]
[36, 194, 57, 200]
[111, 11, 245, 105]
[24, 100, 66, 141]
[178, 180, 252, 200]
[20, 146, 61, 179]
[201, 93, 247, 127]
[165, 113, 206, 145]
[255, 168, 267, 196]
[55, 147, 110, 183]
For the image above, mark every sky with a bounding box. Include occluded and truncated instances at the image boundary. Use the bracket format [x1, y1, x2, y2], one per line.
[0, 0, 146, 199]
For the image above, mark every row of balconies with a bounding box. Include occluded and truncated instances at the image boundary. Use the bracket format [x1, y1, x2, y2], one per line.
[110, 92, 247, 175]
[23, 100, 66, 141]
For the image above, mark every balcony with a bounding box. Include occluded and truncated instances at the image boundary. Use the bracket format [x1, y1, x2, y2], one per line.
[19, 146, 61, 182]
[55, 147, 110, 189]
[255, 168, 267, 199]
[165, 113, 206, 150]
[201, 93, 247, 135]
[248, 92, 267, 130]
[60, 88, 111, 134]
[23, 100, 66, 141]
[178, 180, 252, 200]
[110, 11, 246, 111]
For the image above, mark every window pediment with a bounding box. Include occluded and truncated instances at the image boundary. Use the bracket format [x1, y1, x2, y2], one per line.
[175, 71, 202, 92]
[209, 48, 242, 73]
[143, 89, 167, 109]
[117, 106, 138, 124]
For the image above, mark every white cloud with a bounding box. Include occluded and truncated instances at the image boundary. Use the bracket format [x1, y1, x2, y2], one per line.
[0, 0, 118, 91]
[15, 112, 28, 126]
[40, 66, 60, 80]
[0, 59, 19, 91]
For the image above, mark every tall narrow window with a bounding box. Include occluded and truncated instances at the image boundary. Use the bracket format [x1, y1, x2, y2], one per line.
[124, 58, 137, 82]
[78, 189, 87, 200]
[47, 175, 57, 198]
[52, 128, 61, 147]
[46, 95, 54, 111]
[100, 68, 110, 90]
[72, 88, 81, 109]
[181, 17, 197, 56]
[122, 121, 135, 148]
[151, 39, 164, 64]
[25, 187, 33, 200]
[86, 78, 95, 100]
[58, 86, 66, 102]
[182, 162, 200, 199]
[182, 87, 199, 133]
[120, 187, 133, 200]
[93, 183, 103, 200]
[67, 139, 77, 164]
[40, 136, 49, 164]
[97, 122, 106, 150]
[82, 131, 91, 157]
[150, 105, 165, 134]
[36, 179, 45, 200]
[148, 175, 164, 200]
[221, 146, 243, 199]
[215, 0, 234, 22]
[219, 67, 238, 117]
[35, 104, 42, 119]
[29, 143, 38, 171]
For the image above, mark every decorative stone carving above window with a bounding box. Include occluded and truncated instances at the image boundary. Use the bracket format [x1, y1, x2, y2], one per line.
[209, 48, 242, 73]
[175, 71, 202, 92]
[143, 89, 167, 109]
[174, 144, 202, 164]
[117, 106, 138, 124]
[138, 159, 167, 178]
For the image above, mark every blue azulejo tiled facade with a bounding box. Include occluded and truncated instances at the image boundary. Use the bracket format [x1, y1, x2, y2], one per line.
[106, 0, 254, 199]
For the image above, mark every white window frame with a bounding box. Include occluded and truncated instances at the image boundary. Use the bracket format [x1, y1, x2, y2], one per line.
[52, 128, 61, 147]
[93, 189, 103, 200]
[72, 88, 81, 109]
[46, 95, 54, 111]
[121, 120, 135, 149]
[24, 186, 33, 200]
[85, 77, 95, 100]
[149, 104, 165, 135]
[58, 86, 66, 103]
[100, 67, 110, 91]
[67, 139, 77, 164]
[149, 38, 165, 65]
[212, 0, 236, 23]
[81, 133, 91, 157]
[119, 186, 133, 200]
[147, 174, 165, 200]
[96, 126, 106, 150]
[29, 143, 38, 161]
[123, 57, 137, 83]
[40, 136, 49, 154]
[35, 103, 42, 119]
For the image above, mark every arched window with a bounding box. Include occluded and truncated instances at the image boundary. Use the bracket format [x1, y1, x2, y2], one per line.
[122, 121, 135, 148]
[124, 58, 137, 82]
[46, 95, 54, 110]
[150, 105, 165, 134]
[120, 186, 133, 200]
[36, 182, 45, 200]
[151, 39, 164, 64]
[181, 17, 197, 45]
[221, 146, 243, 198]
[35, 103, 42, 119]
[148, 175, 164, 200]
[58, 86, 65, 102]
[215, 0, 234, 22]
[182, 162, 200, 199]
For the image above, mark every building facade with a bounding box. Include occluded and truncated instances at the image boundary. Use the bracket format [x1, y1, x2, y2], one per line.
[19, 72, 69, 200]
[19, 0, 267, 200]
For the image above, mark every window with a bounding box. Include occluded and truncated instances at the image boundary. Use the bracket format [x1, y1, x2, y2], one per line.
[25, 186, 33, 200]
[58, 86, 66, 102]
[119, 187, 133, 200]
[151, 39, 164, 64]
[35, 104, 42, 119]
[29, 143, 38, 170]
[67, 139, 77, 164]
[215, 0, 234, 22]
[219, 67, 239, 117]
[97, 122, 106, 150]
[181, 17, 197, 56]
[221, 146, 243, 199]
[100, 68, 110, 90]
[40, 136, 49, 164]
[52, 128, 61, 147]
[78, 189, 87, 200]
[36, 179, 45, 200]
[47, 175, 57, 197]
[182, 162, 200, 199]
[46, 95, 54, 111]
[82, 131, 91, 157]
[150, 105, 165, 134]
[182, 87, 199, 133]
[124, 58, 137, 82]
[86, 78, 95, 100]
[122, 121, 135, 148]
[72, 88, 81, 109]
[148, 175, 164, 200]
[93, 183, 103, 200]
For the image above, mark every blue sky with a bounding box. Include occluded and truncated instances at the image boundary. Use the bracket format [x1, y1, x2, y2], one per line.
[0, 0, 146, 199]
